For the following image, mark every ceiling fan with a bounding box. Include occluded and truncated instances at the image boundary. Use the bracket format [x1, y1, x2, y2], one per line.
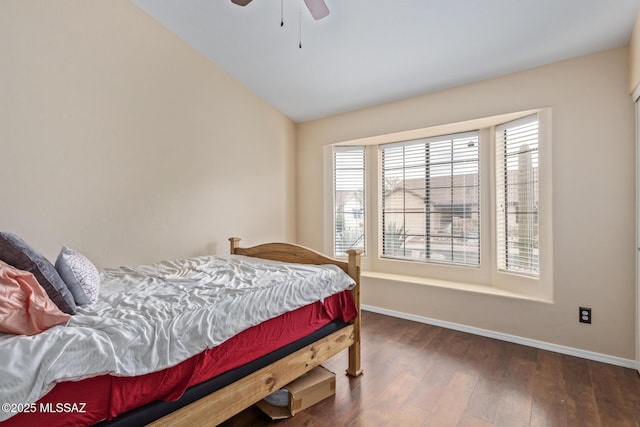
[231, 0, 330, 20]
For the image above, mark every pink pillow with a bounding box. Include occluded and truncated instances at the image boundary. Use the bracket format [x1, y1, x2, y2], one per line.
[0, 260, 70, 335]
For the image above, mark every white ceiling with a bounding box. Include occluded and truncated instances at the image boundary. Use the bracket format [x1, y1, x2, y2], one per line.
[131, 0, 640, 123]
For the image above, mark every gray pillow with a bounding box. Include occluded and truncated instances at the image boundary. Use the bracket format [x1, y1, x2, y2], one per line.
[55, 246, 100, 306]
[0, 232, 76, 314]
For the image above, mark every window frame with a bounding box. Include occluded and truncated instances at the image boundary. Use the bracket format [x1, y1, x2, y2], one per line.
[326, 109, 553, 300]
[495, 114, 540, 277]
[379, 130, 481, 267]
[332, 146, 366, 257]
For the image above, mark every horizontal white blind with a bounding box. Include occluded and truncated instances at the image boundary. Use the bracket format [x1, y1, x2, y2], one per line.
[381, 131, 480, 266]
[496, 115, 539, 276]
[334, 146, 365, 257]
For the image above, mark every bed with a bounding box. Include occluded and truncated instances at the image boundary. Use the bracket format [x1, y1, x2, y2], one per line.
[0, 237, 363, 426]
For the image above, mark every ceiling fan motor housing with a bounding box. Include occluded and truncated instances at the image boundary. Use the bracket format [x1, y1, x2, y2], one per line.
[231, 0, 330, 21]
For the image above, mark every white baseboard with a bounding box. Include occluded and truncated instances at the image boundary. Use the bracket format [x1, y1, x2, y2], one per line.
[362, 304, 637, 369]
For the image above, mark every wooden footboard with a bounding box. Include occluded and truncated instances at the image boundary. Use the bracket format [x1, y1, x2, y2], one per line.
[147, 238, 363, 426]
[229, 238, 363, 377]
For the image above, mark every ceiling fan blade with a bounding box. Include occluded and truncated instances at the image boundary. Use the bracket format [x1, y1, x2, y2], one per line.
[303, 0, 329, 20]
[231, 0, 253, 6]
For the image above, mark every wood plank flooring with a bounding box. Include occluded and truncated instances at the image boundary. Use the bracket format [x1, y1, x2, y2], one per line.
[219, 311, 640, 427]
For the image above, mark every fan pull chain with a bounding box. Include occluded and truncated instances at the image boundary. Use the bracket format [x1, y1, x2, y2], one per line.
[298, 1, 302, 49]
[280, 0, 284, 27]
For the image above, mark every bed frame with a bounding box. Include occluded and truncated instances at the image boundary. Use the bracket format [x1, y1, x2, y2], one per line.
[147, 238, 363, 426]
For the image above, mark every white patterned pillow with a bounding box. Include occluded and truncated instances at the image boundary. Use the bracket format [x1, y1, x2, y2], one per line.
[55, 247, 100, 306]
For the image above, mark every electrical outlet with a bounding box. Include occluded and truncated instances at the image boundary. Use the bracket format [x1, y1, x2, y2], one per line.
[579, 307, 592, 324]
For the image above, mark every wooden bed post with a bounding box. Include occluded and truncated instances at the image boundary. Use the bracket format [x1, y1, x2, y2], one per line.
[346, 249, 364, 377]
[229, 237, 241, 254]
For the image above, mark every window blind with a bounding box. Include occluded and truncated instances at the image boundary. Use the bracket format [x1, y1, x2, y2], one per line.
[496, 115, 539, 276]
[334, 146, 365, 257]
[381, 131, 480, 266]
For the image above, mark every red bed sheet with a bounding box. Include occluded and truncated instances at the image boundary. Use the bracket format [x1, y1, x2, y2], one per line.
[4, 291, 356, 427]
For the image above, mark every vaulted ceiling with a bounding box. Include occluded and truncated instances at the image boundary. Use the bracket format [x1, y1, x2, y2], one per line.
[131, 0, 640, 122]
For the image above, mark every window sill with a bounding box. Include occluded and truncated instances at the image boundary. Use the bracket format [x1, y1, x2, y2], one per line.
[361, 271, 553, 304]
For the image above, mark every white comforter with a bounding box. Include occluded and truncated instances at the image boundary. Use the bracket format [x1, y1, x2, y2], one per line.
[0, 255, 355, 421]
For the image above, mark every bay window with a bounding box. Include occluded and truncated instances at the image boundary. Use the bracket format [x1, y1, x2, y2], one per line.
[329, 109, 551, 297]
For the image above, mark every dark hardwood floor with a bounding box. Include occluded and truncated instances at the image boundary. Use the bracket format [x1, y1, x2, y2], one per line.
[220, 311, 640, 427]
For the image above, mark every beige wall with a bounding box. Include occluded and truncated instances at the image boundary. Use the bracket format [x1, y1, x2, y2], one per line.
[0, 1, 296, 267]
[297, 47, 636, 360]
